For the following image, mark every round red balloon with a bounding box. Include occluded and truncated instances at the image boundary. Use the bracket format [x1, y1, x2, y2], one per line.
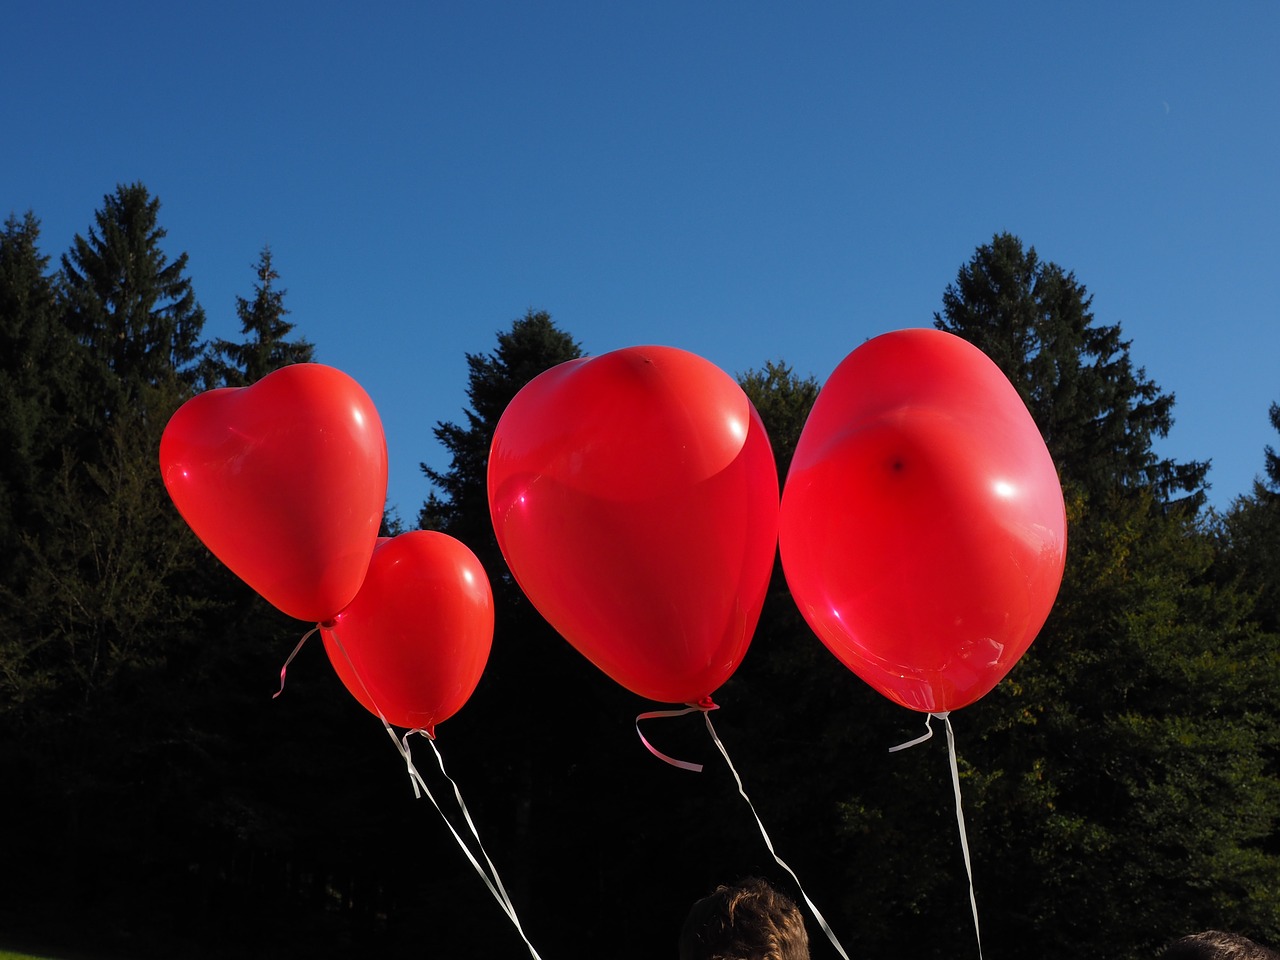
[160, 363, 388, 623]
[321, 531, 493, 735]
[778, 329, 1067, 713]
[487, 345, 779, 705]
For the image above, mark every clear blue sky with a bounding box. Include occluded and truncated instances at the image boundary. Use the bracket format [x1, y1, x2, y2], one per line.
[5, 1, 1277, 518]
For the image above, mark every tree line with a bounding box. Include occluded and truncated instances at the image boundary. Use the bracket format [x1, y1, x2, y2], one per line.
[2, 184, 1279, 960]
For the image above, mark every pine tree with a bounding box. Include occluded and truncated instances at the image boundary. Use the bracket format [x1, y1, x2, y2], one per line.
[0, 211, 86, 712]
[414, 311, 706, 958]
[0, 213, 76, 562]
[737, 359, 819, 489]
[919, 235, 1280, 958]
[935, 232, 1207, 505]
[1219, 402, 1280, 634]
[420, 308, 582, 560]
[0, 189, 224, 938]
[60, 185, 204, 374]
[199, 245, 313, 388]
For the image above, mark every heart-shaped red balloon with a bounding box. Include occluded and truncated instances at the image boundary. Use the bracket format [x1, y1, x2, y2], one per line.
[487, 345, 779, 705]
[778, 329, 1067, 713]
[160, 363, 388, 623]
[321, 531, 493, 735]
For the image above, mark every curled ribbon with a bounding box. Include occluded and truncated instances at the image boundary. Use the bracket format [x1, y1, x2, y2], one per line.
[635, 697, 719, 771]
[272, 625, 320, 699]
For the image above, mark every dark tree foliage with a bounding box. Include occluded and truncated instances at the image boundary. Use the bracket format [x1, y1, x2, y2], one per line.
[199, 246, 313, 389]
[7, 206, 1280, 960]
[963, 487, 1280, 958]
[1218, 402, 1280, 634]
[0, 190, 394, 960]
[0, 212, 82, 710]
[60, 182, 205, 406]
[917, 234, 1280, 958]
[935, 232, 1208, 506]
[410, 313, 787, 959]
[1, 190, 220, 956]
[0, 213, 79, 583]
[738, 359, 820, 488]
[419, 308, 582, 545]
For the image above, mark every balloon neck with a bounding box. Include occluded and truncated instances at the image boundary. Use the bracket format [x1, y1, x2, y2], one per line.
[691, 696, 719, 712]
[319, 618, 337, 629]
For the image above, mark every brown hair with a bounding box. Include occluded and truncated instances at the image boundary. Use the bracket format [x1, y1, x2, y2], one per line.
[1163, 931, 1280, 960]
[678, 877, 810, 960]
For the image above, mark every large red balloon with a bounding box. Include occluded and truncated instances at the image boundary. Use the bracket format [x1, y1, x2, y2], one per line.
[778, 329, 1067, 713]
[160, 363, 388, 623]
[487, 345, 779, 705]
[321, 531, 493, 735]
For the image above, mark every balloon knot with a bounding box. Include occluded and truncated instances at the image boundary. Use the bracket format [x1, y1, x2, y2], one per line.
[693, 696, 719, 712]
[319, 618, 337, 629]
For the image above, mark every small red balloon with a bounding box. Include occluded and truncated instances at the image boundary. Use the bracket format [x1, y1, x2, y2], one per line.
[487, 345, 779, 704]
[321, 532, 493, 735]
[160, 363, 388, 623]
[778, 329, 1067, 713]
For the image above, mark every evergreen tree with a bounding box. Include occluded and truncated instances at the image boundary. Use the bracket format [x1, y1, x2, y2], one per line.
[419, 308, 582, 560]
[0, 214, 74, 561]
[963, 485, 1280, 958]
[0, 212, 85, 712]
[915, 235, 1280, 958]
[935, 232, 1207, 505]
[415, 311, 711, 958]
[737, 359, 819, 488]
[1219, 402, 1280, 634]
[200, 245, 313, 388]
[60, 182, 205, 416]
[0, 186, 221, 923]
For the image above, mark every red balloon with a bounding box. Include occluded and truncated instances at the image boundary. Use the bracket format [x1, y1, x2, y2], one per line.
[487, 345, 779, 704]
[160, 363, 388, 623]
[321, 531, 493, 735]
[778, 329, 1067, 713]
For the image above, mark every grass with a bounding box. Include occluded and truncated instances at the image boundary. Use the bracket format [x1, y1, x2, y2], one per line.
[0, 948, 100, 960]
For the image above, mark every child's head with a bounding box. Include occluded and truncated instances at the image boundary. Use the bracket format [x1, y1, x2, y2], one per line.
[678, 877, 810, 960]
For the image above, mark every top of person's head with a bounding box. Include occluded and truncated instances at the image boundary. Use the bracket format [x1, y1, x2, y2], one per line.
[1162, 930, 1280, 960]
[678, 877, 810, 960]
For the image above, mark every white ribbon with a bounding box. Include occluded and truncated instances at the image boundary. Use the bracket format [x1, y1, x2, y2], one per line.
[318, 628, 544, 960]
[272, 625, 320, 699]
[702, 711, 853, 960]
[386, 727, 543, 960]
[635, 702, 718, 772]
[889, 712, 984, 960]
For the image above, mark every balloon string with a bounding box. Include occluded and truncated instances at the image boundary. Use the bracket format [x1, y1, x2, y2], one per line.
[635, 700, 719, 772]
[388, 728, 545, 960]
[272, 625, 319, 699]
[888, 712, 983, 960]
[425, 733, 526, 937]
[702, 711, 852, 960]
[942, 714, 984, 960]
[322, 629, 544, 960]
[887, 711, 937, 752]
